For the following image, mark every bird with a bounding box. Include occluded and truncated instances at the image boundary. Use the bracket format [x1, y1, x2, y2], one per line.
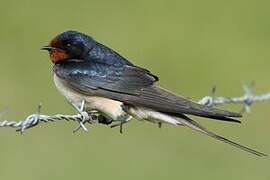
[41, 30, 266, 156]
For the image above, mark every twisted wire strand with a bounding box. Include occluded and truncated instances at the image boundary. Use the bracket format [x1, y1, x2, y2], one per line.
[0, 100, 99, 133]
[0, 114, 89, 128]
[198, 85, 270, 112]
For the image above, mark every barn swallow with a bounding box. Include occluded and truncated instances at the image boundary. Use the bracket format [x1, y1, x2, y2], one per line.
[41, 30, 266, 156]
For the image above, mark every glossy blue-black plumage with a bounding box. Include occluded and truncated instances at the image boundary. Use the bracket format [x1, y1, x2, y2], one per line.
[54, 59, 158, 95]
[54, 31, 134, 66]
[88, 42, 134, 66]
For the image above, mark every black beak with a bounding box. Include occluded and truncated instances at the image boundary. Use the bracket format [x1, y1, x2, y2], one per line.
[40, 45, 54, 51]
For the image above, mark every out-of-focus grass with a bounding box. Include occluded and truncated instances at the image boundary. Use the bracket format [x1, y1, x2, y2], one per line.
[0, 0, 269, 179]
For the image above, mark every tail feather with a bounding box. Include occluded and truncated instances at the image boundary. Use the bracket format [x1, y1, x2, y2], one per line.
[170, 112, 242, 123]
[174, 114, 266, 156]
[129, 106, 266, 156]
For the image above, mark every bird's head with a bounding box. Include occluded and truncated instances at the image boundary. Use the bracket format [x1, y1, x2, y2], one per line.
[41, 30, 95, 63]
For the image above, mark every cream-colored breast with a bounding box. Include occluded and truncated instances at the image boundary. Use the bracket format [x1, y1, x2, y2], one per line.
[53, 74, 128, 121]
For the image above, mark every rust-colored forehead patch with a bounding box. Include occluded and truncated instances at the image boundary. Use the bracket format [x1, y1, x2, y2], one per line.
[50, 37, 60, 47]
[48, 37, 70, 63]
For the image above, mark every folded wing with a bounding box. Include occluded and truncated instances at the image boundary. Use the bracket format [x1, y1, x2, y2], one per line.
[54, 61, 241, 123]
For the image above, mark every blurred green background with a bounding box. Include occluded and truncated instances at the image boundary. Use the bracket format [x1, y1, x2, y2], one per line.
[0, 0, 269, 179]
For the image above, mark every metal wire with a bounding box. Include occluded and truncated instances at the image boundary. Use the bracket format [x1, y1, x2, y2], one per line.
[198, 84, 270, 112]
[0, 101, 99, 133]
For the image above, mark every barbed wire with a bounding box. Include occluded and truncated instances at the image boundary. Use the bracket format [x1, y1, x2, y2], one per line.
[198, 84, 270, 112]
[0, 85, 269, 133]
[0, 101, 100, 133]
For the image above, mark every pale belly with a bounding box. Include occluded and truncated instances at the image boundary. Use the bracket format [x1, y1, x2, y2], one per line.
[53, 74, 130, 121]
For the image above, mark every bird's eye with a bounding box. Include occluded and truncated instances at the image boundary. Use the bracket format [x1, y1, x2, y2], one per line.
[66, 43, 71, 47]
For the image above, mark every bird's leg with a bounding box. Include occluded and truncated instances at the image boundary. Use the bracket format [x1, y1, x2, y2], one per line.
[110, 116, 132, 134]
[110, 105, 132, 133]
[110, 121, 127, 134]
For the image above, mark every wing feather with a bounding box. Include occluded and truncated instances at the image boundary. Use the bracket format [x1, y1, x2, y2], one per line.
[54, 61, 241, 122]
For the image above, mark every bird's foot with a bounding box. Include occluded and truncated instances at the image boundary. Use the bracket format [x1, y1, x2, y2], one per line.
[110, 121, 126, 134]
[158, 122, 162, 128]
[110, 116, 132, 134]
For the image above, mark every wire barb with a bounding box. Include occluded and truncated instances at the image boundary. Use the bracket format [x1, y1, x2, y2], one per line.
[71, 100, 90, 133]
[198, 84, 270, 112]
